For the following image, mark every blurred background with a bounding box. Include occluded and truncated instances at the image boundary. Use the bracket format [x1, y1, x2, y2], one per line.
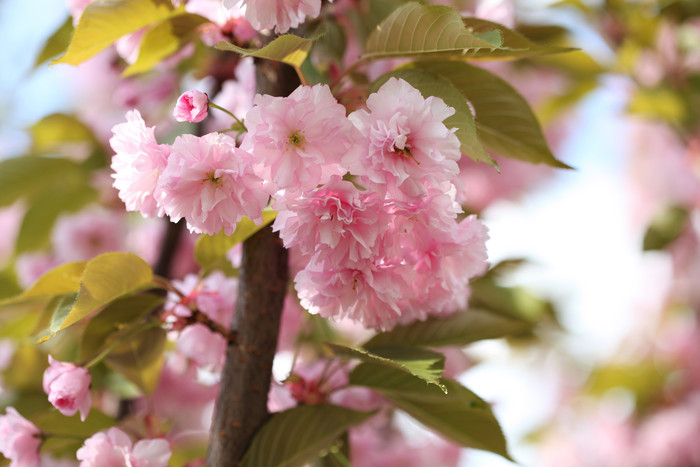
[2, 0, 700, 465]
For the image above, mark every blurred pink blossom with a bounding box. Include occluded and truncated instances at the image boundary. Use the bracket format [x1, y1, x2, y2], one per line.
[236, 0, 322, 34]
[77, 427, 171, 467]
[0, 407, 41, 467]
[51, 209, 126, 262]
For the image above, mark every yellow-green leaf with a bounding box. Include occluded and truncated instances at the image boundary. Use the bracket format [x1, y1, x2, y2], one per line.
[123, 13, 210, 76]
[53, 0, 178, 66]
[35, 17, 74, 67]
[411, 61, 571, 168]
[363, 2, 500, 60]
[37, 253, 154, 343]
[30, 113, 98, 154]
[105, 325, 166, 394]
[217, 34, 313, 68]
[0, 262, 86, 306]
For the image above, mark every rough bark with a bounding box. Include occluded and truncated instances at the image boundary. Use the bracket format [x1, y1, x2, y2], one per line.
[206, 60, 298, 466]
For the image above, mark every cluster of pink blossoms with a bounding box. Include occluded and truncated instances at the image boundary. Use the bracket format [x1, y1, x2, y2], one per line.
[225, 0, 324, 34]
[111, 78, 489, 330]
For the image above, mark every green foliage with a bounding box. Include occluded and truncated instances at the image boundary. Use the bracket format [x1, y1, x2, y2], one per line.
[409, 61, 570, 168]
[0, 262, 85, 306]
[31, 409, 115, 458]
[123, 13, 210, 76]
[54, 0, 180, 66]
[37, 253, 154, 343]
[35, 17, 74, 67]
[628, 87, 687, 125]
[30, 113, 99, 153]
[103, 325, 166, 394]
[217, 34, 313, 68]
[364, 308, 534, 348]
[325, 343, 445, 389]
[0, 156, 88, 207]
[194, 210, 278, 272]
[643, 205, 689, 251]
[241, 404, 375, 467]
[371, 68, 495, 167]
[350, 363, 512, 460]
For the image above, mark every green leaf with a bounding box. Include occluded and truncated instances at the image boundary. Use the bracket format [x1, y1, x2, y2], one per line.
[350, 363, 511, 460]
[104, 325, 166, 394]
[53, 0, 178, 66]
[364, 308, 534, 348]
[411, 61, 571, 168]
[37, 253, 154, 343]
[241, 404, 375, 467]
[0, 262, 85, 306]
[31, 408, 115, 438]
[48, 293, 79, 336]
[16, 184, 98, 253]
[123, 13, 210, 76]
[371, 68, 495, 167]
[30, 113, 98, 154]
[462, 17, 575, 59]
[194, 210, 278, 270]
[35, 17, 74, 67]
[217, 34, 313, 68]
[363, 2, 501, 61]
[643, 205, 689, 251]
[628, 87, 687, 125]
[79, 293, 165, 362]
[0, 156, 87, 207]
[470, 275, 554, 324]
[325, 343, 445, 389]
[0, 270, 21, 300]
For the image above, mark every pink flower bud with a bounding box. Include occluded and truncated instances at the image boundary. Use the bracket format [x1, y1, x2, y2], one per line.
[173, 90, 209, 123]
[0, 407, 41, 467]
[42, 356, 92, 421]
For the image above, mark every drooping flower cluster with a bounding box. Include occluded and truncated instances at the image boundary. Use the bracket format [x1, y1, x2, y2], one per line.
[111, 78, 488, 331]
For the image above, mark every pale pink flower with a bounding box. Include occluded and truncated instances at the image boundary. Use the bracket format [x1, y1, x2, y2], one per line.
[114, 28, 147, 65]
[43, 356, 92, 421]
[76, 427, 171, 467]
[14, 252, 60, 288]
[67, 0, 94, 25]
[242, 84, 354, 195]
[156, 132, 268, 235]
[273, 175, 390, 264]
[110, 110, 170, 218]
[51, 209, 126, 262]
[174, 90, 209, 123]
[284, 359, 348, 405]
[166, 272, 237, 324]
[295, 254, 415, 331]
[0, 407, 41, 467]
[238, 0, 322, 34]
[177, 324, 227, 370]
[347, 78, 461, 200]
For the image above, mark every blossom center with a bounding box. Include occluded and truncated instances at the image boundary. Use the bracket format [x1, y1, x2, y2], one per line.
[287, 130, 306, 150]
[203, 171, 223, 187]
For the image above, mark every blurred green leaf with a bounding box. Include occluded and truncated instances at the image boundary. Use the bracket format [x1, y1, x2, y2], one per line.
[325, 343, 445, 389]
[105, 325, 166, 394]
[0, 156, 88, 207]
[53, 0, 179, 66]
[241, 404, 375, 467]
[364, 308, 534, 348]
[643, 205, 689, 251]
[0, 262, 85, 306]
[217, 34, 313, 68]
[628, 87, 687, 125]
[123, 13, 209, 76]
[350, 363, 512, 460]
[371, 68, 495, 168]
[410, 61, 571, 168]
[37, 253, 154, 343]
[30, 113, 98, 153]
[35, 17, 74, 67]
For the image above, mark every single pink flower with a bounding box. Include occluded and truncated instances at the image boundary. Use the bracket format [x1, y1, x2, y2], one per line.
[238, 0, 322, 33]
[42, 356, 92, 421]
[242, 84, 355, 195]
[174, 90, 209, 123]
[51, 209, 126, 262]
[0, 407, 41, 467]
[156, 132, 268, 235]
[77, 427, 171, 467]
[110, 110, 170, 218]
[347, 77, 461, 201]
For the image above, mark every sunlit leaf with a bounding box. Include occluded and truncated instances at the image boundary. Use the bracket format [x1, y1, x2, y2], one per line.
[242, 404, 375, 467]
[30, 113, 98, 154]
[217, 34, 313, 68]
[35, 17, 74, 67]
[53, 0, 178, 66]
[37, 253, 154, 343]
[123, 13, 209, 76]
[325, 343, 445, 388]
[410, 61, 571, 168]
[350, 363, 511, 460]
[194, 210, 278, 270]
[364, 308, 534, 348]
[0, 262, 85, 306]
[363, 2, 500, 60]
[371, 68, 495, 167]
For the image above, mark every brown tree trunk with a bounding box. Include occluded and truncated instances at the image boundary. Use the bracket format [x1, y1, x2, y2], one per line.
[206, 59, 299, 466]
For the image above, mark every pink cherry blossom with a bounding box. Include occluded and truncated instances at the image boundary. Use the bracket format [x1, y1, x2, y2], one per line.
[173, 90, 209, 123]
[110, 110, 170, 218]
[77, 427, 171, 467]
[346, 78, 460, 200]
[242, 84, 354, 195]
[42, 355, 92, 421]
[156, 132, 268, 235]
[237, 0, 322, 34]
[51, 209, 126, 262]
[273, 175, 390, 264]
[0, 407, 41, 467]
